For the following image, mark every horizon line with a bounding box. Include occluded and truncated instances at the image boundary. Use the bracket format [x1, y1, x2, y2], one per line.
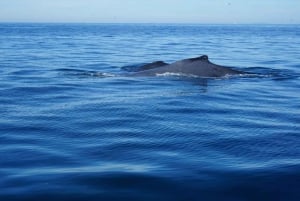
[1, 21, 300, 25]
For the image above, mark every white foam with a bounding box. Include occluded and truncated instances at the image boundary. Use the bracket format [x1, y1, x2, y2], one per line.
[155, 72, 199, 78]
[89, 72, 116, 77]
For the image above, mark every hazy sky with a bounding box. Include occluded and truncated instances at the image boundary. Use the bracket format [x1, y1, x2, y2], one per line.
[0, 0, 299, 24]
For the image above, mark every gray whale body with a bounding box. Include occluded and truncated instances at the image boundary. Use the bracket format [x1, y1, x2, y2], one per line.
[131, 55, 244, 78]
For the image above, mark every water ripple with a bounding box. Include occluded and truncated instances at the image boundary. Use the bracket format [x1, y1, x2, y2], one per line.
[1, 23, 300, 201]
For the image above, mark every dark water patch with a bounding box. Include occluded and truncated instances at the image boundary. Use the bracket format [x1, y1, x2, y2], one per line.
[1, 169, 299, 201]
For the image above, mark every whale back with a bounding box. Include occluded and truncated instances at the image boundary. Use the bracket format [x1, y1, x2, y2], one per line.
[132, 55, 243, 77]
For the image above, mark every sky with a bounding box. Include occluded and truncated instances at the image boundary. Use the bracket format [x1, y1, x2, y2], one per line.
[0, 0, 299, 24]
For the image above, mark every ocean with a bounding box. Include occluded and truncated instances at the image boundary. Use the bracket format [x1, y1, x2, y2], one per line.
[0, 23, 299, 201]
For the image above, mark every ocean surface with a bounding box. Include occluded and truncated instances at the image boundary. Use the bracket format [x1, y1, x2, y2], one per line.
[0, 23, 300, 201]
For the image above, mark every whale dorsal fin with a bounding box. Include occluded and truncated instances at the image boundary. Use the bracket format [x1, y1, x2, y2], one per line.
[139, 61, 168, 71]
[186, 55, 209, 62]
[199, 55, 209, 61]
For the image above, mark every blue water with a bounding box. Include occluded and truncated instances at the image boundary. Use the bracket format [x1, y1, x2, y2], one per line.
[0, 23, 300, 201]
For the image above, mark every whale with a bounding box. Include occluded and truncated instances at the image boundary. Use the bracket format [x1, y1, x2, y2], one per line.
[130, 55, 245, 78]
